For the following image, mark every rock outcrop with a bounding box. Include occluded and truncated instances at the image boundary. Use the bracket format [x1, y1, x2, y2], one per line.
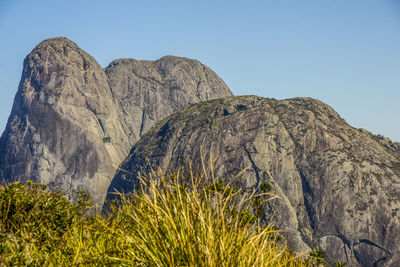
[106, 96, 400, 266]
[104, 56, 232, 149]
[0, 37, 232, 208]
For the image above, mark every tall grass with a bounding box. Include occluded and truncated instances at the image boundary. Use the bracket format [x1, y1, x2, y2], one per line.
[0, 167, 320, 266]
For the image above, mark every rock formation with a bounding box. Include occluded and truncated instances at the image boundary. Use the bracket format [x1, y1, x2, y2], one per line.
[0, 37, 232, 208]
[107, 95, 400, 266]
[104, 56, 232, 149]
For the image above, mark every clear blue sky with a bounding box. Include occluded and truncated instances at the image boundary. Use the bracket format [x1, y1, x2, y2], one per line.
[1, 0, 399, 141]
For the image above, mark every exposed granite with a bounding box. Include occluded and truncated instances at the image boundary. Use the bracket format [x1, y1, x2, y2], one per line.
[0, 37, 232, 209]
[107, 95, 400, 266]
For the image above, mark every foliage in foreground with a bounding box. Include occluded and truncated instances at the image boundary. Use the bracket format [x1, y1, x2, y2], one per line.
[0, 170, 321, 266]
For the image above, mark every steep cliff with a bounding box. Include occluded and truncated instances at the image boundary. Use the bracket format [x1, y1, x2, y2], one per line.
[105, 55, 232, 148]
[0, 37, 232, 208]
[107, 95, 400, 266]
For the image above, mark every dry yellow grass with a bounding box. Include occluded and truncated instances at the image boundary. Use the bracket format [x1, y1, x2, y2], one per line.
[0, 163, 321, 266]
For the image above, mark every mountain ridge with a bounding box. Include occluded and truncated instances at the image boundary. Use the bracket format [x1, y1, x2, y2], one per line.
[1, 37, 399, 266]
[0, 37, 232, 208]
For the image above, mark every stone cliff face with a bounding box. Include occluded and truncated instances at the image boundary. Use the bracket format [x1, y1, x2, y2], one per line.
[107, 96, 400, 266]
[0, 37, 232, 208]
[105, 56, 231, 148]
[0, 37, 126, 207]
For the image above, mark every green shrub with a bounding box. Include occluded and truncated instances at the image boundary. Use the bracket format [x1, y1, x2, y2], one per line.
[260, 182, 272, 192]
[102, 136, 111, 143]
[0, 181, 90, 237]
[0, 181, 91, 264]
[0, 171, 316, 266]
[308, 246, 326, 265]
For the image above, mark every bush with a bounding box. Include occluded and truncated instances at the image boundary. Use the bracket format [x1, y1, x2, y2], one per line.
[0, 181, 90, 236]
[0, 172, 315, 266]
[0, 181, 91, 264]
[102, 136, 111, 143]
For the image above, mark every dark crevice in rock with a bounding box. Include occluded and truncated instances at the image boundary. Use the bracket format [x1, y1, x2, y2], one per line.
[158, 122, 170, 138]
[320, 233, 352, 262]
[130, 66, 164, 87]
[242, 145, 260, 187]
[353, 239, 391, 266]
[139, 110, 146, 137]
[354, 239, 391, 256]
[235, 104, 247, 111]
[195, 80, 202, 98]
[98, 118, 105, 135]
[299, 170, 316, 229]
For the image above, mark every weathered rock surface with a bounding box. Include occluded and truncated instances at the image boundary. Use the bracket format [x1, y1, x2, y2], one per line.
[105, 56, 232, 149]
[0, 37, 232, 208]
[107, 95, 400, 266]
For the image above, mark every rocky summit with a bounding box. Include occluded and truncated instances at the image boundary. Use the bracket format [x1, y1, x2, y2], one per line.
[0, 37, 232, 208]
[1, 37, 399, 266]
[106, 96, 400, 266]
[104, 55, 232, 148]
